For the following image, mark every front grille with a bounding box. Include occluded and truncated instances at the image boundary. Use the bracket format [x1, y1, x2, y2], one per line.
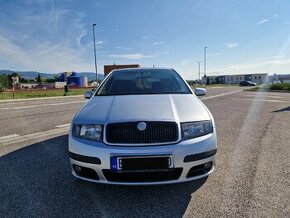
[106, 121, 178, 144]
[103, 168, 183, 183]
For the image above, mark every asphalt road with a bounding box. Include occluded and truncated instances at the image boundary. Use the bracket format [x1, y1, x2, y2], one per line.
[0, 96, 85, 137]
[0, 87, 289, 217]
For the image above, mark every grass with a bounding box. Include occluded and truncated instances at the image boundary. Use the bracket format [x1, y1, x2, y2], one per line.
[268, 83, 290, 91]
[191, 84, 239, 89]
[245, 83, 290, 92]
[0, 88, 92, 100]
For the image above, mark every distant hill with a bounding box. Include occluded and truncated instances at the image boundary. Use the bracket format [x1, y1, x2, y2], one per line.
[0, 70, 104, 81]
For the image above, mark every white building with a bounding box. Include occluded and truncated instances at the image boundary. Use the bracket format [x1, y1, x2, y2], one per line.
[203, 73, 268, 85]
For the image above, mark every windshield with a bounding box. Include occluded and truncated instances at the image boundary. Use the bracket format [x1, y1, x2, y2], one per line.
[96, 69, 191, 96]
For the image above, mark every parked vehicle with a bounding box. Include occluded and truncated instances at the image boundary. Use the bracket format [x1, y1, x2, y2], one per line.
[239, 81, 256, 86]
[69, 68, 217, 185]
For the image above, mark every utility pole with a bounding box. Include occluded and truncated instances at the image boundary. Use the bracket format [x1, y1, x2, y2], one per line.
[197, 61, 202, 84]
[93, 24, 98, 83]
[204, 46, 207, 78]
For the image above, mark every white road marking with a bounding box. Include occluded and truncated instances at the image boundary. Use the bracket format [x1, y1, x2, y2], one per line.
[0, 134, 20, 140]
[200, 90, 243, 100]
[264, 96, 286, 99]
[0, 101, 85, 110]
[0, 126, 70, 147]
[0, 134, 23, 144]
[56, 123, 71, 128]
[233, 98, 288, 103]
[0, 95, 83, 103]
[0, 100, 70, 106]
[242, 94, 286, 99]
[22, 128, 69, 140]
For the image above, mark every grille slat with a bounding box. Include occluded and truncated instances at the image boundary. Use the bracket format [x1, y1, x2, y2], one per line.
[106, 121, 178, 144]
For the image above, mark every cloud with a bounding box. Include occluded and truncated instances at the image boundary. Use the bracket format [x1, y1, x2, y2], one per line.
[224, 42, 238, 48]
[255, 15, 277, 26]
[108, 53, 158, 60]
[0, 35, 34, 69]
[256, 19, 269, 25]
[264, 55, 286, 60]
[153, 41, 165, 45]
[0, 1, 103, 73]
[115, 46, 132, 51]
[207, 52, 221, 57]
[215, 56, 290, 73]
[0, 34, 95, 72]
[180, 59, 193, 66]
[76, 30, 86, 47]
[96, 40, 104, 45]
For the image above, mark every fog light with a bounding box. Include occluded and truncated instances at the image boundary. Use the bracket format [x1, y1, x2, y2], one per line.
[204, 162, 212, 169]
[74, 165, 82, 172]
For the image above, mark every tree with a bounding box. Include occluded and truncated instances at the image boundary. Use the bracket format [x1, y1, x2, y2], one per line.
[20, 77, 28, 83]
[7, 72, 20, 87]
[36, 74, 42, 84]
[0, 74, 8, 93]
[46, 78, 56, 83]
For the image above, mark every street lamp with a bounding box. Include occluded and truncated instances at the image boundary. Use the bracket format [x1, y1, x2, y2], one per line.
[197, 61, 202, 83]
[92, 23, 98, 82]
[204, 46, 207, 78]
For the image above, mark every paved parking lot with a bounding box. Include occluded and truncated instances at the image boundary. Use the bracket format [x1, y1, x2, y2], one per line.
[0, 87, 289, 217]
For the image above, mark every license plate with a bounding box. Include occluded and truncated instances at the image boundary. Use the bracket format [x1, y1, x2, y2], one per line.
[110, 155, 172, 171]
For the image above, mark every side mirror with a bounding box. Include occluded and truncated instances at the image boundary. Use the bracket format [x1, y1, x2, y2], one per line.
[84, 91, 93, 99]
[194, 88, 207, 96]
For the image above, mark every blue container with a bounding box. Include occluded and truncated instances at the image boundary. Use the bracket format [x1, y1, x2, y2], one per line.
[56, 73, 65, 82]
[67, 72, 82, 87]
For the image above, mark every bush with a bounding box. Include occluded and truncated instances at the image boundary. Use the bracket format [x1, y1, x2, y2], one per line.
[0, 74, 8, 92]
[269, 83, 290, 91]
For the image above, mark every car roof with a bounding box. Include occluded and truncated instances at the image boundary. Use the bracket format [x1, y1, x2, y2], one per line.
[112, 67, 174, 73]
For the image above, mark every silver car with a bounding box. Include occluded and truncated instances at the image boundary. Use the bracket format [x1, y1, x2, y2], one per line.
[69, 68, 217, 185]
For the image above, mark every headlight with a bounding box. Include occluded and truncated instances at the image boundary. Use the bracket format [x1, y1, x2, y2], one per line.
[181, 121, 213, 140]
[72, 124, 103, 142]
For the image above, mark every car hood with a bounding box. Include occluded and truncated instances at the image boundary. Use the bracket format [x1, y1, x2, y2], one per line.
[74, 94, 210, 124]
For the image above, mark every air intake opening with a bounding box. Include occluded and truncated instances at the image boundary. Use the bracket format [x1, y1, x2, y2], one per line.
[73, 164, 99, 180]
[186, 162, 213, 178]
[103, 168, 183, 183]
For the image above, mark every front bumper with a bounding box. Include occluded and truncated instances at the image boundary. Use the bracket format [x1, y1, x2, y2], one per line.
[68, 131, 217, 185]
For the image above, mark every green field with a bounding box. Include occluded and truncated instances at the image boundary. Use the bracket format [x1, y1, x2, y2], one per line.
[191, 84, 239, 89]
[245, 83, 290, 92]
[0, 88, 92, 100]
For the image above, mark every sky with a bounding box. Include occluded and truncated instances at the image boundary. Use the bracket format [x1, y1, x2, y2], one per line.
[1, 0, 290, 79]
